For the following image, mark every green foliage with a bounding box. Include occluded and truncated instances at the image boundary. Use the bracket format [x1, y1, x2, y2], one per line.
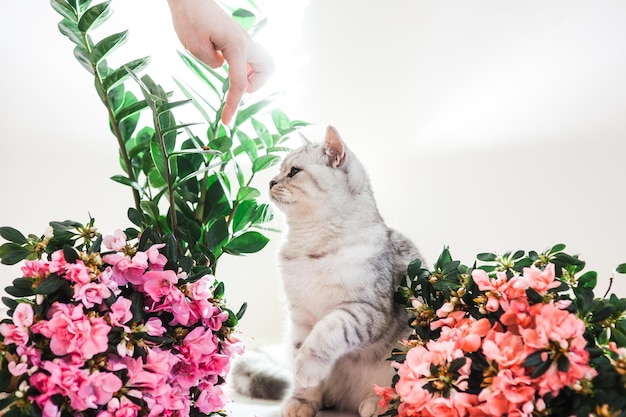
[44, 0, 309, 273]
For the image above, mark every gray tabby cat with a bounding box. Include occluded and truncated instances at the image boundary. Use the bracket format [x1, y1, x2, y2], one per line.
[233, 126, 420, 417]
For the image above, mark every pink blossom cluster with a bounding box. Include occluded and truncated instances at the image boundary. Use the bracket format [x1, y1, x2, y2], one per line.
[0, 230, 241, 417]
[375, 263, 596, 417]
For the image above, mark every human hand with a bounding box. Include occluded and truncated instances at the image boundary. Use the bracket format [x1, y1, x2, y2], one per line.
[167, 0, 274, 125]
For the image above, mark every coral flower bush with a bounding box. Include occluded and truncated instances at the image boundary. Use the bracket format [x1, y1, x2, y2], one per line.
[376, 245, 626, 417]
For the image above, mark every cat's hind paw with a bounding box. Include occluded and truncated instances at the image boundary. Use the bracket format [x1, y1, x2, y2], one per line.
[281, 398, 319, 417]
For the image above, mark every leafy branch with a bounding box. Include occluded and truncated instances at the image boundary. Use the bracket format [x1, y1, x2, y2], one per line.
[35, 0, 310, 274]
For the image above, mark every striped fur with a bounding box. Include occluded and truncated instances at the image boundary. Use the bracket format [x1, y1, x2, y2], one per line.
[235, 126, 421, 417]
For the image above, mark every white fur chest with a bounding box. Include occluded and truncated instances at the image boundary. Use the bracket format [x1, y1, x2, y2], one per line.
[279, 237, 384, 320]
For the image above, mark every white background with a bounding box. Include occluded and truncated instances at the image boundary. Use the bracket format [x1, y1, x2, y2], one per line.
[1, 1, 626, 350]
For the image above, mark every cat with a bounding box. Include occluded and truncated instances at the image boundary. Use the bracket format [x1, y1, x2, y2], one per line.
[231, 126, 421, 417]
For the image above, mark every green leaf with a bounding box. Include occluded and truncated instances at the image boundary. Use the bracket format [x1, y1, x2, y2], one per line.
[35, 275, 67, 295]
[115, 99, 149, 123]
[110, 175, 142, 192]
[128, 207, 143, 227]
[58, 19, 84, 47]
[232, 200, 257, 233]
[615, 263, 626, 274]
[232, 8, 256, 30]
[74, 45, 94, 73]
[214, 281, 225, 299]
[612, 327, 626, 347]
[251, 117, 272, 148]
[51, 0, 78, 21]
[150, 135, 168, 181]
[271, 108, 289, 133]
[236, 302, 247, 320]
[223, 231, 269, 255]
[577, 271, 597, 289]
[177, 50, 226, 86]
[236, 187, 260, 202]
[530, 357, 552, 378]
[550, 243, 566, 253]
[140, 200, 161, 224]
[77, 1, 112, 32]
[448, 357, 467, 374]
[557, 353, 570, 372]
[252, 154, 280, 173]
[236, 130, 258, 161]
[477, 252, 497, 262]
[234, 96, 276, 127]
[102, 57, 150, 92]
[0, 227, 27, 244]
[156, 99, 192, 115]
[0, 244, 31, 265]
[90, 30, 128, 65]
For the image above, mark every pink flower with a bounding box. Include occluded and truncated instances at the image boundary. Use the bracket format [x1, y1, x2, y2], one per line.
[98, 267, 121, 295]
[42, 358, 90, 411]
[165, 289, 192, 326]
[143, 317, 166, 336]
[510, 264, 560, 295]
[29, 371, 61, 417]
[143, 270, 179, 301]
[103, 229, 127, 252]
[74, 282, 112, 308]
[472, 269, 510, 312]
[48, 250, 67, 274]
[0, 302, 34, 346]
[103, 252, 148, 286]
[13, 302, 34, 327]
[521, 302, 594, 396]
[33, 303, 110, 359]
[8, 361, 29, 376]
[21, 259, 50, 279]
[439, 317, 491, 353]
[373, 384, 398, 413]
[98, 396, 141, 417]
[477, 368, 535, 416]
[77, 371, 123, 409]
[202, 307, 229, 331]
[181, 327, 217, 361]
[482, 329, 526, 368]
[395, 340, 474, 417]
[196, 383, 228, 414]
[64, 261, 92, 285]
[143, 384, 188, 417]
[109, 297, 133, 330]
[145, 244, 167, 270]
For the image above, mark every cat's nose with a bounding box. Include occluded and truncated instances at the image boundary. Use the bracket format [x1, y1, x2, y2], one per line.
[269, 180, 278, 189]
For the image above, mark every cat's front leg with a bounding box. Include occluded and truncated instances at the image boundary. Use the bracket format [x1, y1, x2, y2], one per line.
[281, 386, 322, 417]
[295, 304, 381, 387]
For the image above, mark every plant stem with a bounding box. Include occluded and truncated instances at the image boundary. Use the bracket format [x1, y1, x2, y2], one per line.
[81, 33, 142, 214]
[150, 110, 182, 255]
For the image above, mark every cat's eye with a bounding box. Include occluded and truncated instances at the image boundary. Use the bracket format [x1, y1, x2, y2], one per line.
[287, 167, 301, 178]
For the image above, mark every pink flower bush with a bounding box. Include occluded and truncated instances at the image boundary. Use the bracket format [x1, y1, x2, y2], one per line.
[377, 246, 626, 417]
[0, 229, 243, 417]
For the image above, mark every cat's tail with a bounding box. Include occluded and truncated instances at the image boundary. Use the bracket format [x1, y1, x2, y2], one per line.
[229, 346, 292, 401]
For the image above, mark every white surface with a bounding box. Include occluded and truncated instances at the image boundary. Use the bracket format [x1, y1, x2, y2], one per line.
[227, 393, 358, 417]
[1, 1, 626, 349]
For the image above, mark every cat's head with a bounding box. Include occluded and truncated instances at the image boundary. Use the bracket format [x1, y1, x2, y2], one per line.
[269, 126, 371, 218]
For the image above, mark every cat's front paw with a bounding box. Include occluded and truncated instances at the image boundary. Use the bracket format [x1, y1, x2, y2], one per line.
[281, 397, 319, 417]
[358, 396, 380, 417]
[294, 348, 331, 387]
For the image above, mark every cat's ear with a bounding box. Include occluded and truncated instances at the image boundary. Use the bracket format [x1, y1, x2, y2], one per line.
[298, 131, 312, 145]
[324, 126, 346, 168]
